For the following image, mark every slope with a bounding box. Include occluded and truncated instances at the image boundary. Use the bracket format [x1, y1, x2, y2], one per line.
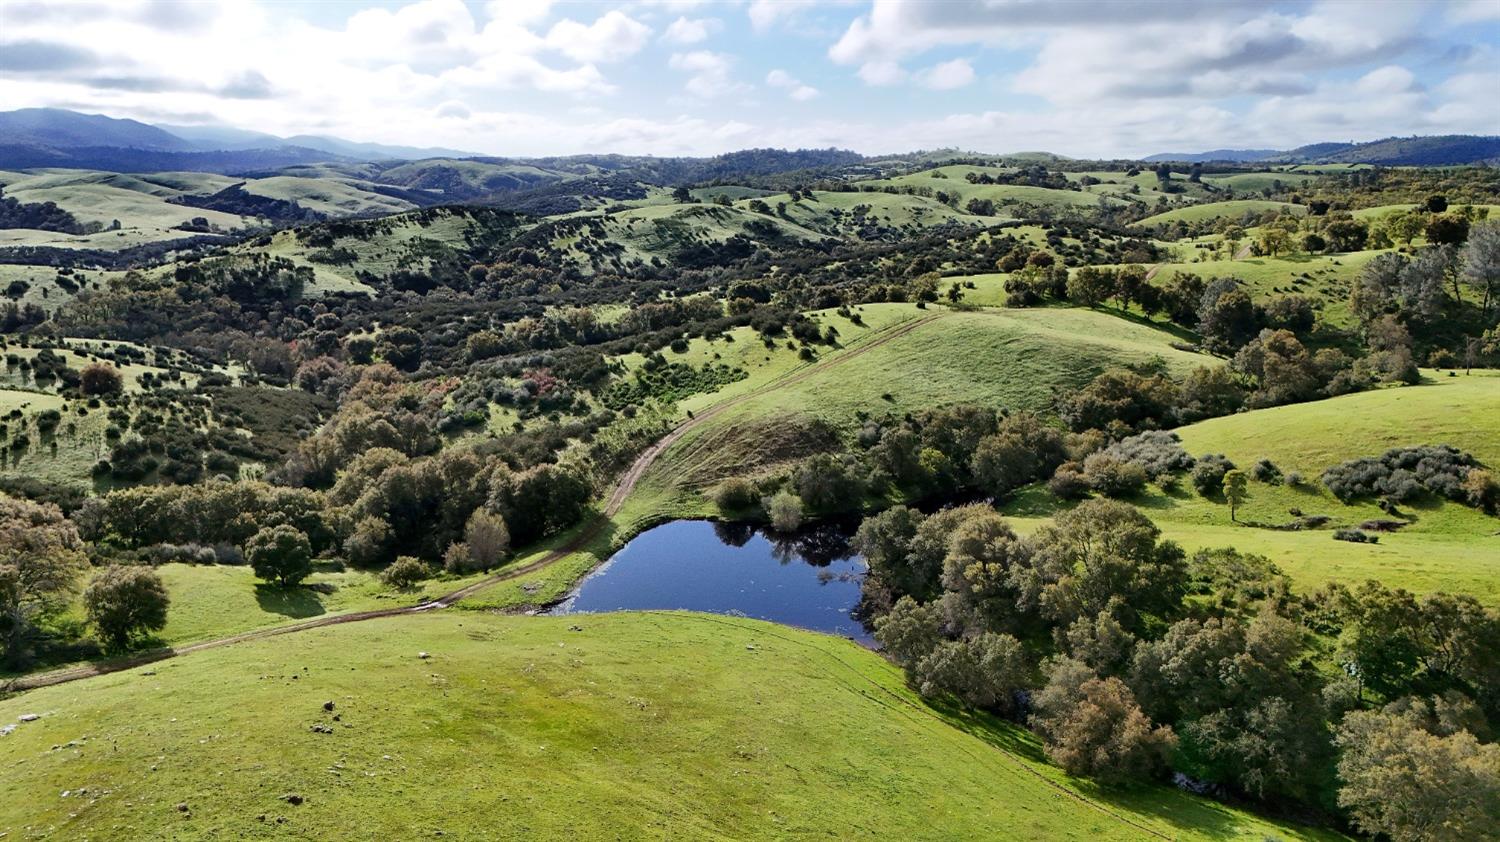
[640, 304, 1211, 501]
[0, 611, 1344, 841]
[1007, 373, 1500, 602]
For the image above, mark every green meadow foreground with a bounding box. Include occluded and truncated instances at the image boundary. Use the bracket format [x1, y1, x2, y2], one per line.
[0, 612, 1341, 841]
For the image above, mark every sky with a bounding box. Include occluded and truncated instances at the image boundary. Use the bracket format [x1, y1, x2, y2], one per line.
[0, 0, 1497, 158]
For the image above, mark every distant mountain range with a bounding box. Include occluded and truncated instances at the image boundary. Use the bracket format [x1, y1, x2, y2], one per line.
[4, 108, 1499, 175]
[1146, 135, 1500, 165]
[0, 108, 479, 172]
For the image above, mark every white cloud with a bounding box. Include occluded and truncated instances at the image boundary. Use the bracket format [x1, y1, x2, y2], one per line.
[918, 58, 974, 90]
[669, 50, 741, 98]
[858, 60, 906, 86]
[767, 68, 819, 101]
[748, 0, 817, 33]
[662, 16, 715, 45]
[545, 10, 651, 63]
[485, 0, 553, 26]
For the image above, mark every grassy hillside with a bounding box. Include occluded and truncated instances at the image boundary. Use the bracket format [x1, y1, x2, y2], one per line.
[0, 611, 1344, 841]
[1009, 373, 1500, 602]
[238, 176, 415, 217]
[1134, 248, 1388, 328]
[736, 189, 982, 238]
[641, 305, 1209, 500]
[1176, 373, 1500, 471]
[864, 166, 1112, 211]
[1133, 200, 1306, 227]
[0, 169, 248, 248]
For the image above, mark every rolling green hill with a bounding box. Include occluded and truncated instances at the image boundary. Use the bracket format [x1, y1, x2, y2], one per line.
[0, 611, 1344, 841]
[639, 305, 1209, 503]
[1007, 373, 1500, 602]
[1133, 200, 1306, 228]
[864, 166, 1114, 211]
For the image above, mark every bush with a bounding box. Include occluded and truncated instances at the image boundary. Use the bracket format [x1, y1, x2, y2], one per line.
[344, 516, 393, 567]
[79, 362, 124, 396]
[1334, 528, 1378, 544]
[1031, 659, 1176, 784]
[1101, 430, 1193, 479]
[443, 542, 481, 574]
[1081, 454, 1148, 498]
[1321, 445, 1478, 504]
[711, 477, 758, 511]
[84, 564, 170, 651]
[1251, 458, 1282, 484]
[464, 509, 510, 570]
[1048, 464, 1091, 500]
[764, 489, 803, 532]
[1191, 454, 1235, 496]
[381, 556, 431, 589]
[145, 542, 217, 565]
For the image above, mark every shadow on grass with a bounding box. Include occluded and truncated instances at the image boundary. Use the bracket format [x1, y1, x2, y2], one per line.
[254, 584, 327, 619]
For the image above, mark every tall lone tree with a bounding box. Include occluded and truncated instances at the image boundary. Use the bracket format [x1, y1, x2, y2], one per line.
[1222, 469, 1249, 522]
[246, 525, 313, 587]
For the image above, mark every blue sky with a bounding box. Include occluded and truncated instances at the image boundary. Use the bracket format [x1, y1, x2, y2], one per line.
[0, 0, 1496, 157]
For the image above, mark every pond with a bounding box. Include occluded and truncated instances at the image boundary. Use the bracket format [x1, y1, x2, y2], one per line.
[550, 519, 874, 645]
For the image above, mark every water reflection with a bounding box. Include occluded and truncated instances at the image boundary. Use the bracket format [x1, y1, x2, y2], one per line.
[552, 519, 872, 644]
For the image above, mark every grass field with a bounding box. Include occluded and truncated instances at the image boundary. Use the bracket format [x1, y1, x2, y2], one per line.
[1128, 248, 1387, 328]
[1133, 200, 1306, 227]
[864, 166, 1115, 210]
[1006, 373, 1500, 602]
[739, 189, 983, 236]
[0, 611, 1345, 840]
[640, 305, 1209, 500]
[1175, 372, 1500, 471]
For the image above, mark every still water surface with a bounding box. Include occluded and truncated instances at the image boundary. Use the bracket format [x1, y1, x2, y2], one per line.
[551, 519, 873, 644]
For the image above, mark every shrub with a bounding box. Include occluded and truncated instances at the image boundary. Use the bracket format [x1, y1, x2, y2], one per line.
[464, 509, 510, 570]
[1321, 445, 1478, 504]
[84, 565, 169, 651]
[1286, 470, 1305, 487]
[79, 362, 124, 396]
[381, 556, 430, 589]
[764, 489, 803, 532]
[1031, 659, 1176, 784]
[1251, 458, 1282, 484]
[145, 542, 217, 565]
[1191, 454, 1235, 496]
[1048, 464, 1091, 500]
[711, 477, 758, 511]
[344, 516, 393, 567]
[1334, 528, 1378, 544]
[1081, 454, 1148, 498]
[1101, 430, 1193, 479]
[443, 541, 481, 574]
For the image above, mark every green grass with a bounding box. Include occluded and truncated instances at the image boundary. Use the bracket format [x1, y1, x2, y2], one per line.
[145, 563, 485, 646]
[863, 166, 1112, 211]
[1199, 172, 1319, 193]
[942, 272, 1009, 307]
[1175, 372, 1500, 472]
[736, 190, 981, 236]
[1005, 373, 1500, 602]
[1134, 248, 1387, 328]
[0, 611, 1345, 840]
[643, 305, 1210, 497]
[1133, 200, 1305, 227]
